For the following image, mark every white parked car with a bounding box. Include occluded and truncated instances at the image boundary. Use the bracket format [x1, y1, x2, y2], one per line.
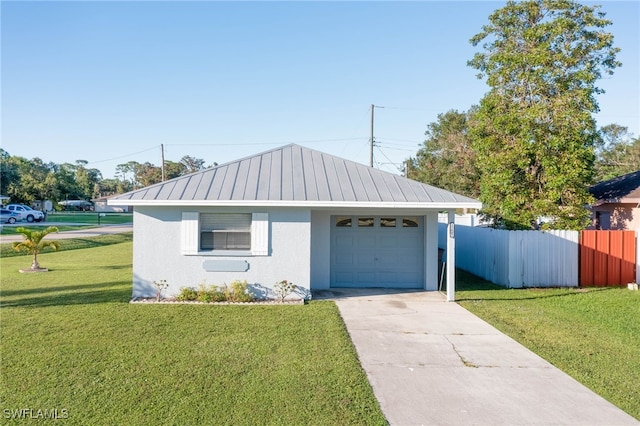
[6, 204, 45, 223]
[0, 208, 20, 224]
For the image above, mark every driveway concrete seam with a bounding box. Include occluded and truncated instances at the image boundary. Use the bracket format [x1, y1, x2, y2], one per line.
[444, 334, 479, 368]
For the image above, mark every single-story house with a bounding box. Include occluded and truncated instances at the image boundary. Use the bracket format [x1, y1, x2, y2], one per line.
[589, 170, 640, 230]
[93, 196, 132, 213]
[109, 144, 481, 301]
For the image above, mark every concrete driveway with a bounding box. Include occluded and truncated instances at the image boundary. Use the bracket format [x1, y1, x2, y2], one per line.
[321, 289, 638, 426]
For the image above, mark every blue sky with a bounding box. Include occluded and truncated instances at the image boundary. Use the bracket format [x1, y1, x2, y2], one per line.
[2, 1, 638, 179]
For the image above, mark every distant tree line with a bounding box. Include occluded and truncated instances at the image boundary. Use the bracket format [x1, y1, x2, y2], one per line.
[0, 148, 213, 207]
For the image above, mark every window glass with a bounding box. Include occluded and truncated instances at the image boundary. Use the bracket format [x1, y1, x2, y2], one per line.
[380, 218, 396, 227]
[402, 217, 419, 228]
[358, 217, 374, 227]
[336, 217, 352, 227]
[200, 213, 251, 250]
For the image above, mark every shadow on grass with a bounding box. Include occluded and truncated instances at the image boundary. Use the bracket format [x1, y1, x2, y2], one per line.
[1, 281, 125, 297]
[55, 235, 133, 250]
[0, 233, 133, 258]
[1, 281, 131, 308]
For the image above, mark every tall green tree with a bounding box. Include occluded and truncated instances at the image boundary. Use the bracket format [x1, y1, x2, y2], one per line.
[73, 160, 102, 200]
[98, 178, 132, 196]
[407, 108, 480, 199]
[134, 162, 162, 187]
[56, 163, 82, 201]
[594, 124, 639, 181]
[468, 0, 620, 229]
[0, 149, 19, 196]
[180, 155, 207, 174]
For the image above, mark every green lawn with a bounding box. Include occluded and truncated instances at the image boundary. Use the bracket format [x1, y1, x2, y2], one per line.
[0, 242, 385, 425]
[45, 211, 133, 225]
[1, 224, 95, 235]
[1, 212, 132, 235]
[454, 270, 640, 420]
[4, 240, 638, 423]
[0, 233, 133, 258]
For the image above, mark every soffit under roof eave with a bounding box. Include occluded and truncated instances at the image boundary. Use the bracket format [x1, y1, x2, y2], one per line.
[108, 199, 482, 210]
[593, 197, 640, 206]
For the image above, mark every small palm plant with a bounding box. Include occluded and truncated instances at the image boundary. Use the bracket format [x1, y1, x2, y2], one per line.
[12, 226, 60, 271]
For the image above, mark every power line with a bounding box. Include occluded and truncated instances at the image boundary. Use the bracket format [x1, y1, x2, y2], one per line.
[86, 145, 160, 165]
[378, 106, 440, 112]
[165, 137, 365, 147]
[85, 138, 368, 168]
[377, 146, 417, 153]
[377, 137, 423, 145]
[375, 146, 404, 174]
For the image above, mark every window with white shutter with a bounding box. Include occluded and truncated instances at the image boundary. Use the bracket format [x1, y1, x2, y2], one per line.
[200, 213, 252, 251]
[182, 212, 269, 255]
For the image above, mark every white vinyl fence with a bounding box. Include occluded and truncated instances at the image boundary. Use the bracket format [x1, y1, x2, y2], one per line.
[438, 224, 579, 288]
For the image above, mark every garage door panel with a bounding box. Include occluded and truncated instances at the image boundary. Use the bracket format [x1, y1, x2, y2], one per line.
[335, 236, 354, 248]
[358, 236, 375, 247]
[396, 251, 420, 264]
[357, 254, 375, 265]
[379, 236, 398, 248]
[331, 216, 424, 289]
[398, 235, 420, 248]
[378, 257, 397, 266]
[334, 253, 354, 265]
[398, 271, 421, 283]
[379, 272, 397, 283]
[357, 272, 375, 283]
[335, 272, 354, 285]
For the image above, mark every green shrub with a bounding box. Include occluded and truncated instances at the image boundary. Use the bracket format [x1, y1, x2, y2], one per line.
[226, 280, 254, 303]
[176, 287, 198, 301]
[196, 284, 211, 302]
[208, 285, 226, 302]
[196, 283, 226, 302]
[174, 282, 253, 303]
[274, 279, 297, 302]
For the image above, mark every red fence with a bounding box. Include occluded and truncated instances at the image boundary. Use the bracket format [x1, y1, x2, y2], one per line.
[579, 231, 636, 286]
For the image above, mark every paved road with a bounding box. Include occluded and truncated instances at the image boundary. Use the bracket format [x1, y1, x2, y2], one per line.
[321, 289, 639, 426]
[0, 224, 132, 244]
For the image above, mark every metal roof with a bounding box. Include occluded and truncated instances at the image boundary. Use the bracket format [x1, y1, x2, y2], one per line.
[590, 170, 640, 205]
[109, 144, 482, 209]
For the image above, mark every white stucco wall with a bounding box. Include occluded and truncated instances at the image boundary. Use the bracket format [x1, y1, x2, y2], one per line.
[424, 211, 439, 291]
[310, 211, 331, 290]
[132, 206, 311, 299]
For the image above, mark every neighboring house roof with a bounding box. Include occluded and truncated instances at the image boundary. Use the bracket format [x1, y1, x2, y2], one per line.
[590, 170, 640, 206]
[92, 195, 130, 203]
[109, 144, 482, 209]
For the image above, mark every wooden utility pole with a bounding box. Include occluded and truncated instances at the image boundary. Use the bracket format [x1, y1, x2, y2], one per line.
[161, 144, 166, 182]
[370, 104, 383, 167]
[370, 104, 374, 167]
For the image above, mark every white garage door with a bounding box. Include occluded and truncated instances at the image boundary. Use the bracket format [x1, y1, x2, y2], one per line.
[330, 216, 424, 288]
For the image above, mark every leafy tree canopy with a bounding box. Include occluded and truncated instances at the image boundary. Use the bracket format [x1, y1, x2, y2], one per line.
[594, 124, 639, 182]
[407, 108, 480, 199]
[468, 0, 621, 230]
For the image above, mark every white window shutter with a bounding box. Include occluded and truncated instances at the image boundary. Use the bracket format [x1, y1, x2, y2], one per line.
[181, 212, 199, 255]
[251, 212, 269, 256]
